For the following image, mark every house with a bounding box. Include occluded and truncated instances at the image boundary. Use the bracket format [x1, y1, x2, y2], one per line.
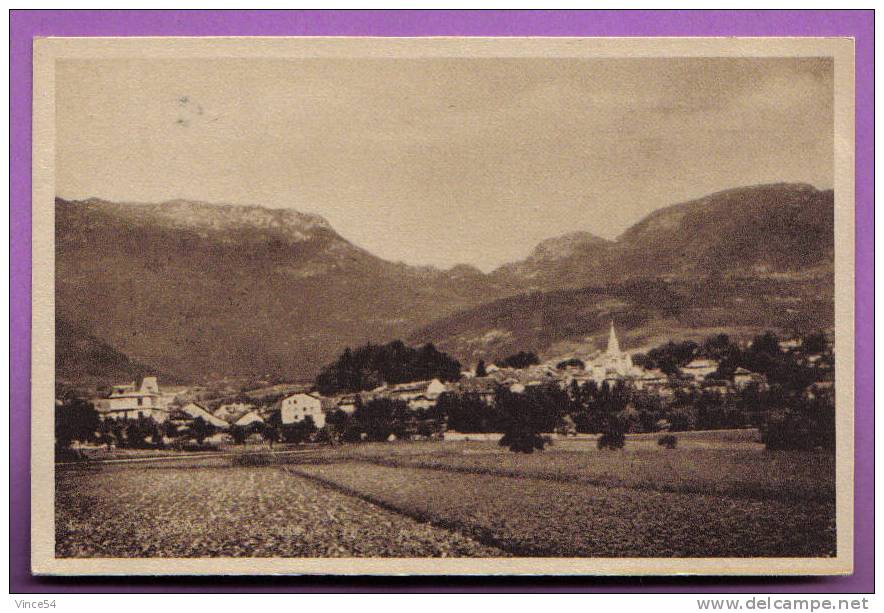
[233, 410, 264, 428]
[333, 393, 361, 415]
[702, 380, 730, 395]
[453, 377, 499, 404]
[278, 392, 326, 428]
[804, 380, 834, 401]
[779, 339, 802, 352]
[177, 402, 229, 429]
[407, 395, 436, 411]
[635, 369, 667, 390]
[682, 359, 718, 381]
[214, 402, 256, 424]
[733, 367, 763, 388]
[98, 376, 171, 422]
[383, 378, 448, 406]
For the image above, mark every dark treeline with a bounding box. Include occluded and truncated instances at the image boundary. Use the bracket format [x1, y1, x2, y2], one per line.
[496, 351, 540, 369]
[634, 331, 832, 387]
[55, 331, 835, 457]
[315, 340, 462, 395]
[434, 380, 763, 435]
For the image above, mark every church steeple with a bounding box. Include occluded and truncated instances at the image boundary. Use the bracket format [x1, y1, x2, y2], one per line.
[607, 320, 621, 356]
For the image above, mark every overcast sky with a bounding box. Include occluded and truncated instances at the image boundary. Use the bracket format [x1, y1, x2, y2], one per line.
[56, 56, 833, 271]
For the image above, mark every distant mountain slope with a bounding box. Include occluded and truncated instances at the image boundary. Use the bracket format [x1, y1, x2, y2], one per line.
[491, 183, 834, 291]
[614, 183, 834, 278]
[56, 183, 834, 382]
[414, 183, 835, 363]
[55, 198, 508, 382]
[409, 275, 834, 364]
[491, 231, 616, 292]
[55, 317, 170, 385]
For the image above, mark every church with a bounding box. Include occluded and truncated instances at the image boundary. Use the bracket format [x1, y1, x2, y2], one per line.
[585, 321, 637, 383]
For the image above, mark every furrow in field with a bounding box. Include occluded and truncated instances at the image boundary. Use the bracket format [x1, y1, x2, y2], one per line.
[290, 462, 836, 558]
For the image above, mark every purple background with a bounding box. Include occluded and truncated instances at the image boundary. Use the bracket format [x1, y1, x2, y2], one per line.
[10, 10, 874, 593]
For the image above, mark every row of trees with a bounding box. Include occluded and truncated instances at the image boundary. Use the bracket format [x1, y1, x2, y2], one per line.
[434, 379, 768, 436]
[56, 403, 167, 455]
[56, 380, 834, 457]
[434, 360, 834, 452]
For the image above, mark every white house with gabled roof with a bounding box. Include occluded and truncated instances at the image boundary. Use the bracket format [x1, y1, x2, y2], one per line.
[682, 358, 719, 381]
[233, 410, 264, 428]
[178, 402, 230, 429]
[279, 392, 326, 428]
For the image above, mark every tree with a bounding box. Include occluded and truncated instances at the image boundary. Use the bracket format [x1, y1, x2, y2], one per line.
[647, 340, 698, 375]
[597, 430, 625, 450]
[124, 416, 162, 449]
[497, 351, 540, 369]
[658, 434, 678, 449]
[750, 331, 781, 357]
[55, 398, 99, 449]
[475, 360, 488, 377]
[556, 358, 585, 370]
[595, 382, 629, 449]
[700, 333, 734, 361]
[668, 410, 695, 432]
[162, 420, 179, 440]
[438, 392, 498, 433]
[280, 415, 317, 444]
[762, 395, 835, 452]
[354, 398, 402, 442]
[496, 387, 559, 454]
[188, 416, 214, 445]
[150, 424, 164, 448]
[802, 332, 828, 355]
[260, 420, 280, 448]
[229, 425, 248, 445]
[637, 409, 658, 433]
[740, 331, 816, 392]
[97, 418, 116, 450]
[319, 409, 351, 446]
[391, 402, 418, 440]
[104, 419, 127, 449]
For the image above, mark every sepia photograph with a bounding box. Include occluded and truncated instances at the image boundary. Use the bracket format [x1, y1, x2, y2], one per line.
[30, 36, 855, 576]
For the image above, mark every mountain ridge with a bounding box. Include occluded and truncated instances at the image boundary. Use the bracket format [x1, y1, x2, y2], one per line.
[55, 182, 834, 382]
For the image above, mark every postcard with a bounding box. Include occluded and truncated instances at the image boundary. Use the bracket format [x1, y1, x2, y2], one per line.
[32, 36, 855, 575]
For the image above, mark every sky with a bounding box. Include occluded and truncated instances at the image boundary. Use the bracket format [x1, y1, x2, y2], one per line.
[55, 56, 833, 271]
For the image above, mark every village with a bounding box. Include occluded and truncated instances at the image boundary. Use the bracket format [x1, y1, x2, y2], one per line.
[67, 323, 835, 451]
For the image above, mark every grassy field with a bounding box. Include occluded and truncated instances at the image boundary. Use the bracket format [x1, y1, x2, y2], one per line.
[56, 465, 503, 557]
[55, 432, 836, 558]
[290, 462, 835, 557]
[361, 446, 833, 503]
